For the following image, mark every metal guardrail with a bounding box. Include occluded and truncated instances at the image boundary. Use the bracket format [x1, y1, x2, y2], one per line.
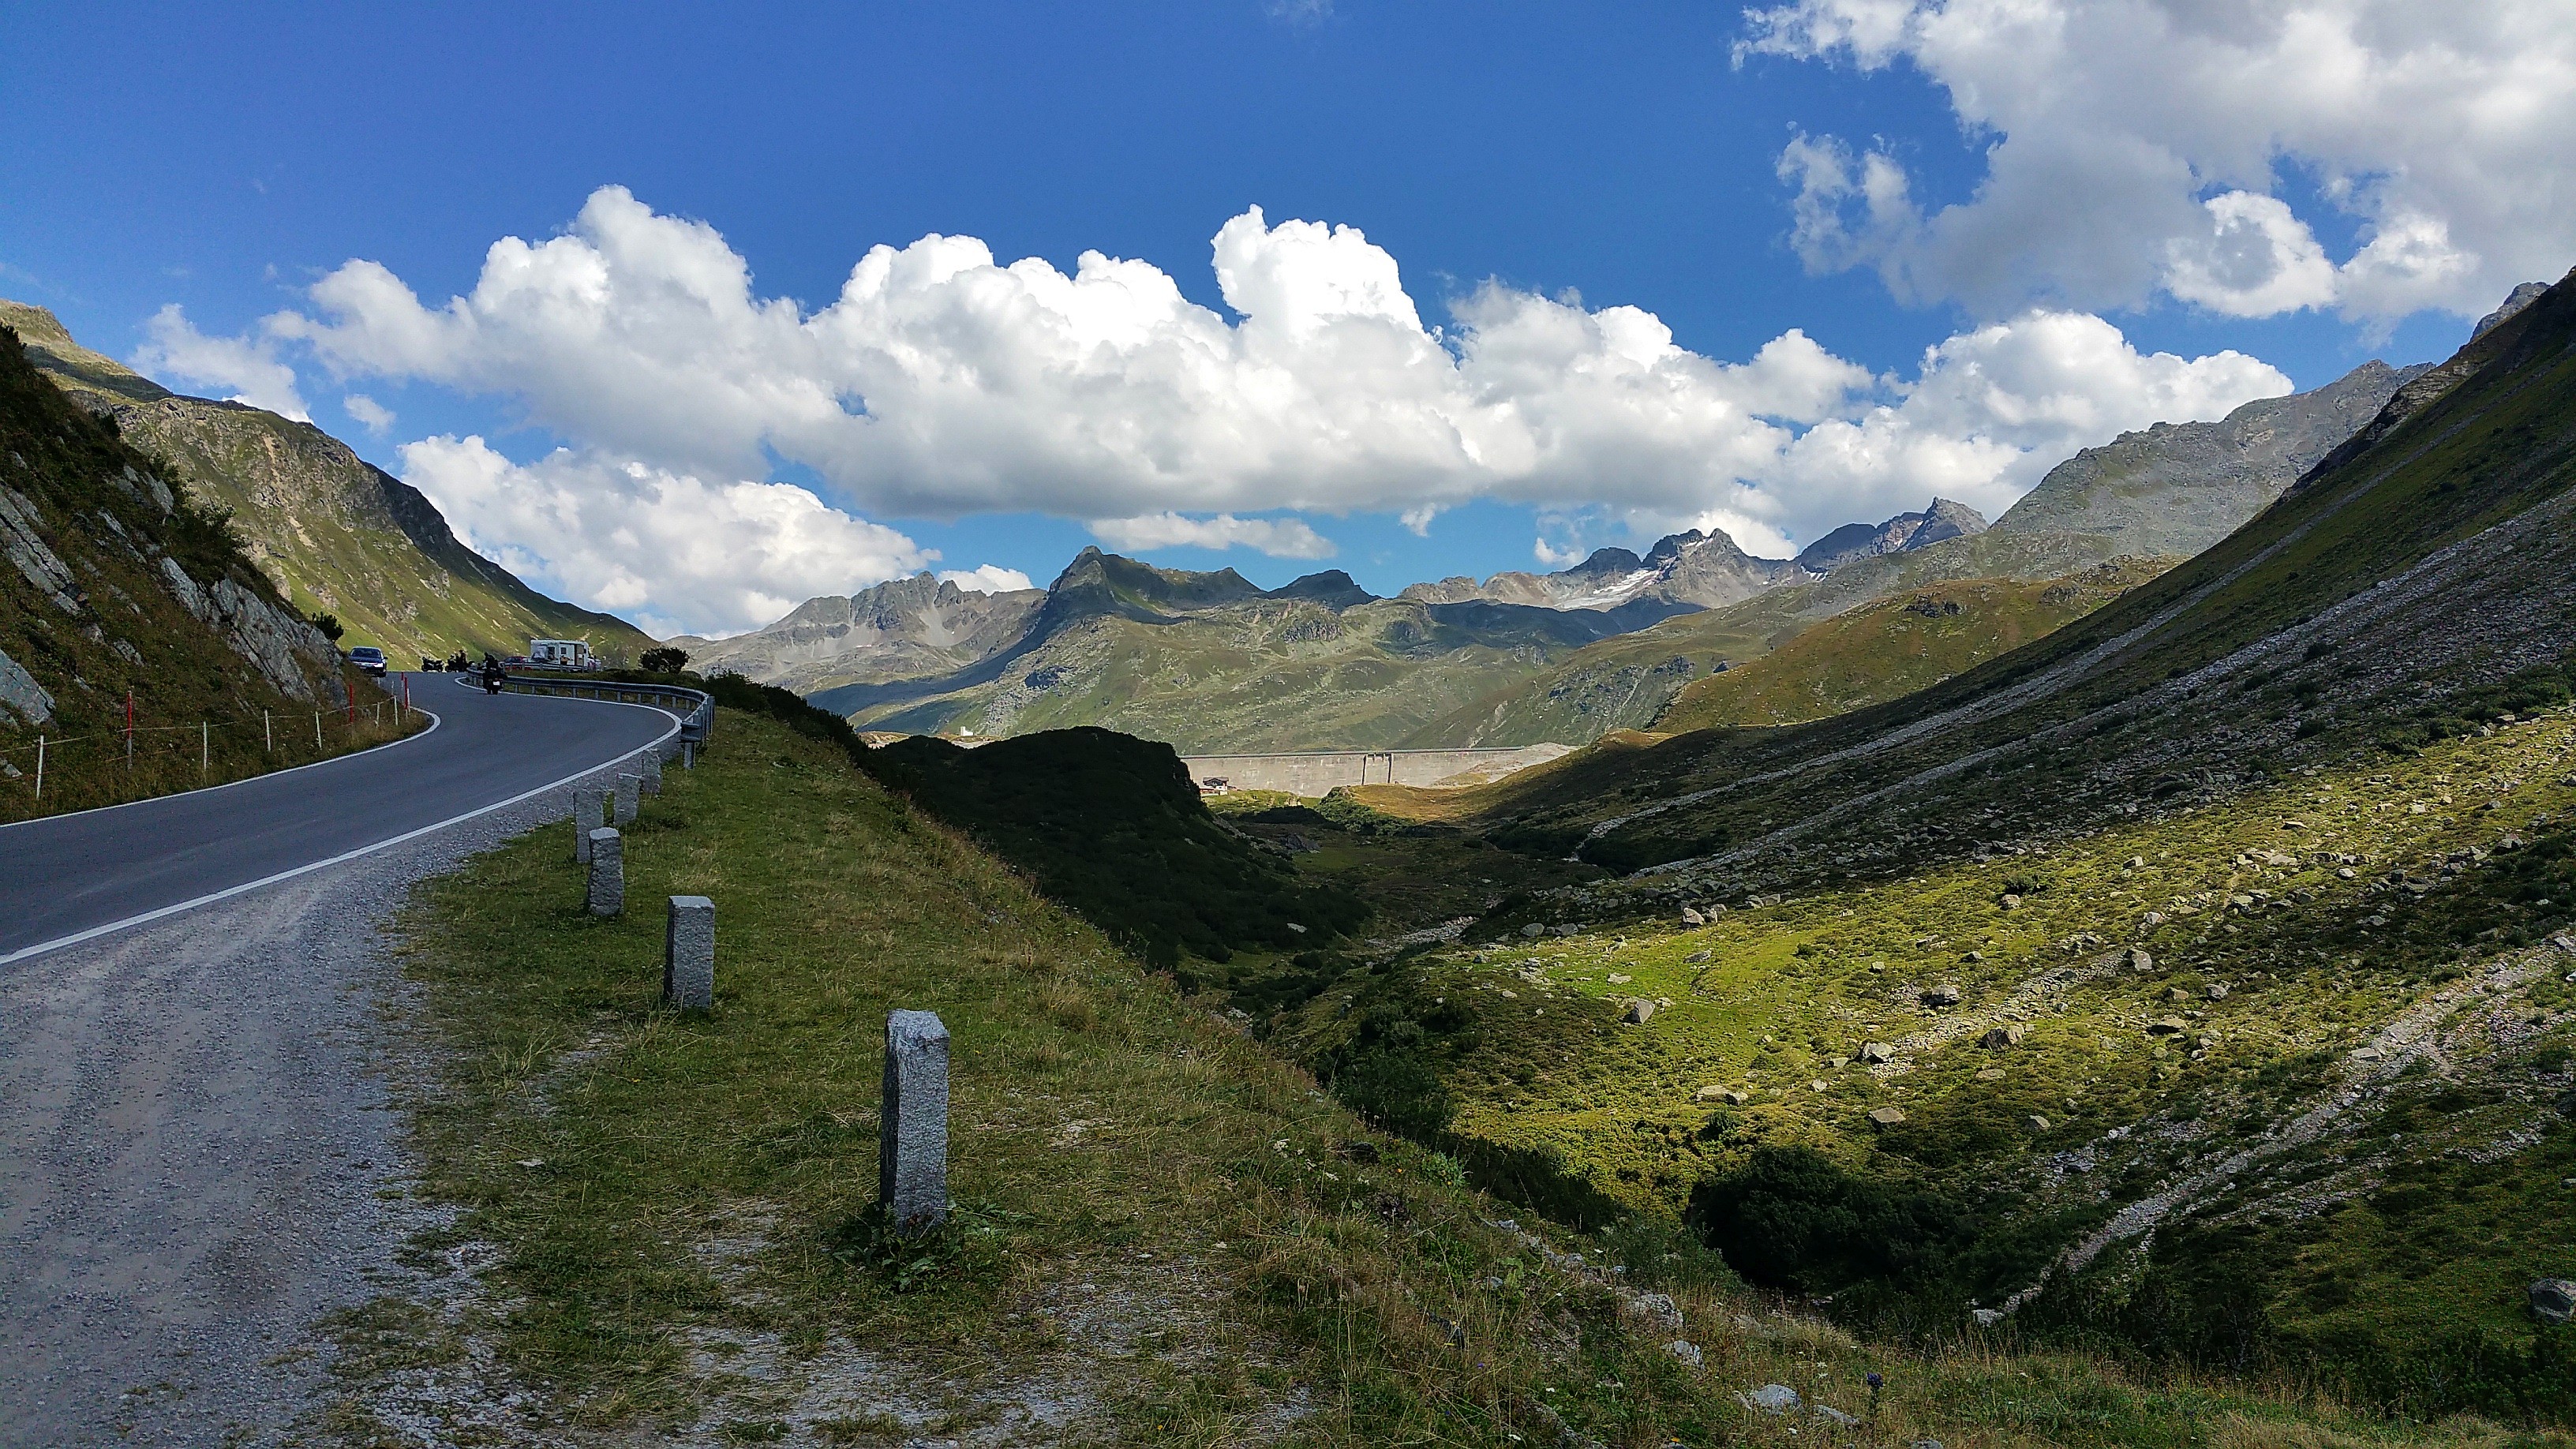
[494, 676, 717, 745]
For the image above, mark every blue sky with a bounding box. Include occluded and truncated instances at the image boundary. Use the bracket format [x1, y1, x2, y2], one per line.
[6, 2, 2563, 635]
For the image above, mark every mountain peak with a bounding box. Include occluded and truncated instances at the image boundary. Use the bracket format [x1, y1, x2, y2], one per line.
[0, 298, 174, 407]
[1794, 499, 1990, 575]
[2473, 280, 2552, 341]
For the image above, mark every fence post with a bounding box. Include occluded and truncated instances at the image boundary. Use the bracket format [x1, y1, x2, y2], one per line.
[32, 735, 41, 799]
[264, 710, 271, 753]
[200, 721, 208, 776]
[314, 713, 323, 750]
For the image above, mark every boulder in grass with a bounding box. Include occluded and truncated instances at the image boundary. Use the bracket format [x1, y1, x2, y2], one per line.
[1922, 984, 1962, 1007]
[1627, 1292, 1683, 1330]
[1867, 1106, 1908, 1127]
[2147, 1017, 2188, 1036]
[1860, 1041, 1896, 1064]
[2532, 1279, 2576, 1325]
[1980, 1024, 2025, 1050]
[1622, 999, 1656, 1025]
[1739, 1383, 1801, 1414]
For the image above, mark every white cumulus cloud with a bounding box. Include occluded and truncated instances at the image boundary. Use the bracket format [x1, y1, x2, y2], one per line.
[133, 304, 309, 420]
[396, 436, 932, 638]
[342, 393, 395, 432]
[178, 186, 2291, 615]
[937, 564, 1037, 594]
[1745, 0, 2576, 321]
[1088, 512, 1337, 560]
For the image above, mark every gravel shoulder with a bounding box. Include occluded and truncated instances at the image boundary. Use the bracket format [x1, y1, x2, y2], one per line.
[0, 777, 609, 1447]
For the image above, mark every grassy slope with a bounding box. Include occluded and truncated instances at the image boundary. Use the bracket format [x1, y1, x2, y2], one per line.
[1, 301, 651, 664]
[336, 706, 2567, 1447]
[1652, 564, 2166, 733]
[848, 597, 1600, 754]
[0, 328, 415, 822]
[1275, 711, 2576, 1419]
[1406, 549, 2176, 750]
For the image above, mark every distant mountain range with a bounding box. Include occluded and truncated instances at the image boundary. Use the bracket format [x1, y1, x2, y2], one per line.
[687, 349, 2423, 753]
[1, 300, 649, 664]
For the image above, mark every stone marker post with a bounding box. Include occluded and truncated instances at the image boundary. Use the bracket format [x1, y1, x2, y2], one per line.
[587, 829, 623, 916]
[681, 740, 695, 769]
[574, 788, 605, 863]
[642, 747, 663, 796]
[614, 773, 641, 825]
[664, 896, 714, 1008]
[879, 1009, 950, 1234]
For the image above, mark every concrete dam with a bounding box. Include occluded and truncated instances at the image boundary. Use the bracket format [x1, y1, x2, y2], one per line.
[1178, 743, 1574, 796]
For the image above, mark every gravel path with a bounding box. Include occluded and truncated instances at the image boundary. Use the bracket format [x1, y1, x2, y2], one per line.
[0, 778, 601, 1446]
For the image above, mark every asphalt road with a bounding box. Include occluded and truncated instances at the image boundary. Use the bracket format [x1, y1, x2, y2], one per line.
[0, 672, 678, 961]
[0, 674, 688, 1443]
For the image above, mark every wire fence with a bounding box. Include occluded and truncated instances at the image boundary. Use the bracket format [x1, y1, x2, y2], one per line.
[0, 684, 429, 825]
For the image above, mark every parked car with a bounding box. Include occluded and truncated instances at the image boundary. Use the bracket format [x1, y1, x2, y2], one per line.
[347, 646, 388, 678]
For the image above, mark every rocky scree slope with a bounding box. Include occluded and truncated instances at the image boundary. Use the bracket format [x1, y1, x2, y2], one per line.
[0, 324, 379, 818]
[1, 300, 649, 665]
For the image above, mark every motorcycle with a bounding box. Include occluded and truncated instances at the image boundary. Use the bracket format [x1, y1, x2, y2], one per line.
[481, 665, 506, 695]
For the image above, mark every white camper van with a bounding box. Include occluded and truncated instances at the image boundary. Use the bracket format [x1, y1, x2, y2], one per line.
[528, 638, 596, 670]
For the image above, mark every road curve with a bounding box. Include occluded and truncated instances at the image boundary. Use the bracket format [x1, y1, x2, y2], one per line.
[0, 673, 678, 962]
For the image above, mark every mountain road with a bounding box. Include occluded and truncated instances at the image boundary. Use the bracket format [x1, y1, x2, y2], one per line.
[0, 674, 687, 1444]
[0, 673, 680, 963]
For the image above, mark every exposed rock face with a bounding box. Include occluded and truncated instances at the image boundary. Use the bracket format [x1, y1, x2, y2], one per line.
[2474, 281, 2551, 340]
[1986, 358, 2424, 559]
[0, 646, 53, 725]
[1795, 498, 1989, 574]
[1, 483, 78, 612]
[678, 572, 1048, 694]
[157, 557, 347, 706]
